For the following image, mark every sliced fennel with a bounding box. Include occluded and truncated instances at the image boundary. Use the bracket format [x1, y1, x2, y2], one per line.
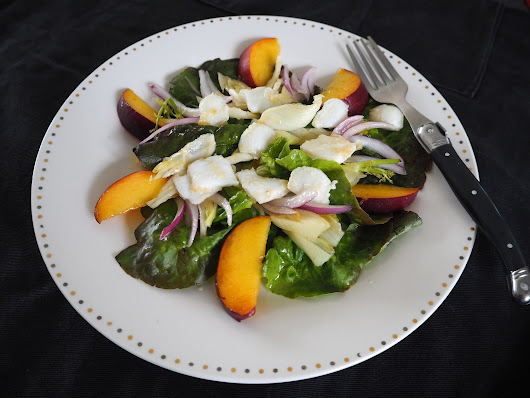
[274, 129, 301, 145]
[318, 215, 344, 247]
[270, 210, 331, 240]
[270, 210, 344, 267]
[228, 107, 259, 120]
[199, 199, 218, 238]
[224, 150, 254, 165]
[259, 94, 323, 131]
[147, 179, 178, 209]
[284, 232, 334, 267]
[265, 55, 283, 87]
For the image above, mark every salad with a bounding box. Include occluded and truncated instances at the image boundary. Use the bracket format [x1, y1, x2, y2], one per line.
[95, 38, 431, 321]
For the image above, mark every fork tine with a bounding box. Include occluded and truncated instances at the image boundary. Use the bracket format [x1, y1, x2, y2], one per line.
[346, 43, 377, 91]
[362, 39, 393, 84]
[352, 40, 384, 89]
[366, 36, 403, 82]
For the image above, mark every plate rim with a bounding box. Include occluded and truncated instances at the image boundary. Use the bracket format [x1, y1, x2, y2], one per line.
[30, 14, 478, 384]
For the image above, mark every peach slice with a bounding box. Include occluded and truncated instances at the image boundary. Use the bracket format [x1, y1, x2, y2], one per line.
[117, 89, 169, 140]
[216, 216, 271, 321]
[321, 68, 369, 115]
[95, 170, 168, 223]
[352, 184, 420, 214]
[238, 38, 280, 87]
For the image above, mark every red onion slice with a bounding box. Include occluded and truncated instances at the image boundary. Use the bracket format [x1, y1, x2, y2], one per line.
[150, 82, 173, 102]
[346, 155, 407, 175]
[300, 67, 318, 96]
[282, 65, 319, 102]
[159, 197, 185, 240]
[209, 193, 233, 226]
[342, 121, 397, 139]
[198, 70, 232, 102]
[267, 191, 317, 208]
[299, 202, 353, 214]
[381, 162, 407, 175]
[150, 83, 201, 117]
[290, 72, 310, 101]
[262, 203, 298, 215]
[138, 117, 200, 144]
[184, 200, 199, 247]
[281, 65, 305, 102]
[281, 66, 294, 96]
[333, 115, 364, 135]
[204, 70, 222, 96]
[347, 135, 405, 168]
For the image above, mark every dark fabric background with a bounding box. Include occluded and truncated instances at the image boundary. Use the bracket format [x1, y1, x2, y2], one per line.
[1, 0, 529, 396]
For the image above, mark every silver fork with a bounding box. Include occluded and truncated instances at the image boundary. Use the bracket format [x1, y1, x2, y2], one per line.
[347, 36, 529, 305]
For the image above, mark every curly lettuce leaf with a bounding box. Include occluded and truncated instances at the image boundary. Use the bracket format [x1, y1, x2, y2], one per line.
[262, 211, 421, 298]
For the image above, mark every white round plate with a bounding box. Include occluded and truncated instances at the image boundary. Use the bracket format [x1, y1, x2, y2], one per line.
[31, 16, 478, 383]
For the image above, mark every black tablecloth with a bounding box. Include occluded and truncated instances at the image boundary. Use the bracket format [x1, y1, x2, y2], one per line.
[2, 1, 529, 396]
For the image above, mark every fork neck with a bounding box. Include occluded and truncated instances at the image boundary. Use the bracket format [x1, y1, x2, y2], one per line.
[393, 98, 432, 132]
[394, 98, 450, 153]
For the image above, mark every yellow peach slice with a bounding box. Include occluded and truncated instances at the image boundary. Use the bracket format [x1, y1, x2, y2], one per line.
[94, 170, 167, 223]
[117, 89, 169, 140]
[216, 216, 271, 321]
[352, 184, 420, 214]
[321, 68, 369, 115]
[238, 38, 280, 87]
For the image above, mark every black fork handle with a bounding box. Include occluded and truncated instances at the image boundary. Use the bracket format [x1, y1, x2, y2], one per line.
[429, 138, 529, 305]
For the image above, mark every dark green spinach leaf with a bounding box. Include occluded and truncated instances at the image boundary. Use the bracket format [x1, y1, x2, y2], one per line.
[169, 67, 201, 108]
[360, 99, 432, 188]
[169, 58, 239, 108]
[116, 200, 232, 289]
[199, 58, 239, 87]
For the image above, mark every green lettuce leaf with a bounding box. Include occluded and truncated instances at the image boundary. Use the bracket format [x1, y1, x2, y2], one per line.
[256, 137, 292, 179]
[275, 149, 390, 225]
[382, 210, 423, 249]
[133, 122, 250, 170]
[262, 211, 421, 298]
